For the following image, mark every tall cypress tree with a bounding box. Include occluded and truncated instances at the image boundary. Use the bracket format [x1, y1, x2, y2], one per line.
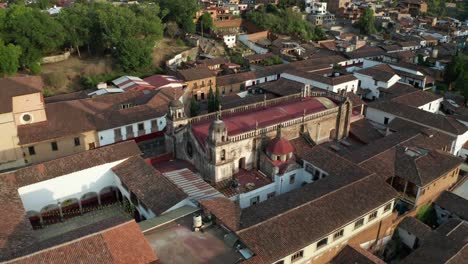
[208, 85, 215, 112]
[214, 85, 221, 111]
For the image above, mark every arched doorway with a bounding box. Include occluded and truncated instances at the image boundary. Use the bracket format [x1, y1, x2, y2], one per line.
[99, 186, 122, 205]
[80, 192, 99, 213]
[26, 210, 42, 229]
[41, 204, 61, 225]
[61, 198, 81, 219]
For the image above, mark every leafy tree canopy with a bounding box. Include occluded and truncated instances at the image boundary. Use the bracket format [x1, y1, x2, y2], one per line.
[246, 5, 327, 41]
[0, 40, 21, 76]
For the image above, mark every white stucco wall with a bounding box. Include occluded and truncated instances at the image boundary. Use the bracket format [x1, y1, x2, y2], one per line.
[397, 227, 417, 249]
[365, 107, 397, 125]
[223, 34, 237, 48]
[366, 106, 467, 157]
[238, 182, 276, 209]
[18, 159, 128, 212]
[282, 73, 358, 93]
[417, 98, 443, 113]
[98, 116, 166, 146]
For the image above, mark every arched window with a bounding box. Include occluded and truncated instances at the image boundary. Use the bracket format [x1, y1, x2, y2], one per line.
[220, 149, 226, 161]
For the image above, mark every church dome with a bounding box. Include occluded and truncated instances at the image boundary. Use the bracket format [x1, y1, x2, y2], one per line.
[266, 137, 294, 156]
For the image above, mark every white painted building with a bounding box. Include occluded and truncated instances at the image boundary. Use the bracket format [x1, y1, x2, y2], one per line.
[98, 116, 166, 146]
[282, 71, 359, 94]
[366, 104, 468, 156]
[305, 0, 327, 14]
[16, 142, 191, 223]
[354, 67, 401, 99]
[223, 34, 237, 48]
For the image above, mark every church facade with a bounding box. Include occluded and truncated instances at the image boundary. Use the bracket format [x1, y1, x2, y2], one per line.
[165, 87, 352, 183]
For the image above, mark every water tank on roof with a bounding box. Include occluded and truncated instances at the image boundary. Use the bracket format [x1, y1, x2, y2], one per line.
[193, 214, 202, 229]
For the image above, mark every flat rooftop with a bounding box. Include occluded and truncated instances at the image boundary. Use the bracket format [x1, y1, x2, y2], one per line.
[192, 96, 338, 146]
[216, 169, 272, 197]
[144, 215, 242, 264]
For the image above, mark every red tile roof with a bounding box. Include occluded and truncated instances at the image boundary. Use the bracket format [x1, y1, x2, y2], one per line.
[191, 96, 337, 146]
[266, 137, 294, 155]
[8, 221, 158, 264]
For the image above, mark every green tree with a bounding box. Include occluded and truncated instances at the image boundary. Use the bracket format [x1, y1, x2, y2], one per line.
[113, 38, 153, 72]
[357, 9, 377, 35]
[198, 12, 214, 34]
[208, 85, 215, 112]
[57, 4, 91, 57]
[214, 85, 221, 111]
[0, 40, 21, 76]
[158, 0, 199, 33]
[246, 6, 325, 41]
[444, 53, 467, 89]
[1, 5, 65, 69]
[454, 71, 468, 104]
[165, 21, 180, 38]
[190, 96, 200, 116]
[312, 26, 327, 41]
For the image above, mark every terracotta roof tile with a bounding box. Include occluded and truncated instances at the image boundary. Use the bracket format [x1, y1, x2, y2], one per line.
[237, 177, 397, 263]
[331, 244, 385, 264]
[0, 76, 43, 114]
[112, 156, 187, 215]
[434, 191, 468, 221]
[8, 221, 158, 264]
[13, 141, 141, 187]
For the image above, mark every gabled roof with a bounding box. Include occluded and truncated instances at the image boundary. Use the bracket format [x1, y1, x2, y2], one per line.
[284, 69, 358, 86]
[368, 101, 468, 135]
[7, 221, 158, 264]
[237, 177, 397, 263]
[14, 141, 141, 187]
[398, 217, 432, 240]
[355, 64, 398, 82]
[17, 88, 176, 145]
[435, 191, 468, 220]
[177, 67, 216, 81]
[112, 156, 187, 215]
[331, 244, 385, 264]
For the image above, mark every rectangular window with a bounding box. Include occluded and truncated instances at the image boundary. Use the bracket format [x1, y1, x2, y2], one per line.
[250, 196, 260, 206]
[151, 119, 158, 130]
[317, 237, 328, 249]
[51, 141, 58, 151]
[28, 146, 36, 155]
[138, 123, 144, 131]
[289, 174, 296, 184]
[74, 137, 81, 146]
[88, 142, 96, 149]
[126, 126, 133, 136]
[368, 211, 378, 221]
[384, 117, 389, 125]
[333, 229, 344, 240]
[114, 128, 122, 138]
[354, 218, 364, 229]
[267, 192, 275, 199]
[221, 150, 226, 161]
[384, 203, 392, 212]
[291, 250, 303, 262]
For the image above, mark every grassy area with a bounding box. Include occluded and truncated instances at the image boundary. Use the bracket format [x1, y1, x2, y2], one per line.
[40, 38, 191, 96]
[416, 204, 438, 228]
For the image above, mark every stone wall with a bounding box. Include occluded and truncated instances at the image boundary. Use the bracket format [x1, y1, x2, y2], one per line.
[41, 51, 71, 64]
